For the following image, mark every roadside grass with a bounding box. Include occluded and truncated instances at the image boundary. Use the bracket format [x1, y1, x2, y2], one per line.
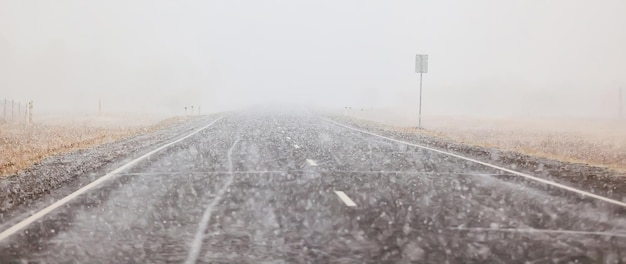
[0, 115, 194, 177]
[411, 126, 626, 172]
[345, 111, 626, 172]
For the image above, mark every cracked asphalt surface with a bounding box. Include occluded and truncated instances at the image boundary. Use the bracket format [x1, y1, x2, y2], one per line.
[1, 110, 626, 263]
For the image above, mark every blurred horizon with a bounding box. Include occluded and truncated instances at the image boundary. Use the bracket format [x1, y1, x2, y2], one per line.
[1, 0, 625, 119]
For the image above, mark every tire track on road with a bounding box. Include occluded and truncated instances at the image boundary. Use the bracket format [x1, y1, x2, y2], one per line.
[185, 138, 240, 264]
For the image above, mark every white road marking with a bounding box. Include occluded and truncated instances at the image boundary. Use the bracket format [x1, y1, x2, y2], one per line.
[449, 227, 626, 238]
[185, 139, 239, 264]
[0, 117, 225, 243]
[306, 159, 318, 166]
[335, 191, 357, 207]
[319, 116, 626, 208]
[116, 170, 287, 175]
[293, 144, 301, 149]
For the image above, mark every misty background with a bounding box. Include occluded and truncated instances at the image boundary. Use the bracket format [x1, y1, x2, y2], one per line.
[1, 0, 625, 119]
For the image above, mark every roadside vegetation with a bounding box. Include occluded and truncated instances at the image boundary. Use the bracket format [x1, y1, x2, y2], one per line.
[0, 115, 193, 177]
[346, 110, 626, 172]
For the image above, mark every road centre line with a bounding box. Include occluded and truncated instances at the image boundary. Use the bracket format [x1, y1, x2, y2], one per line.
[335, 191, 357, 207]
[0, 117, 225, 243]
[306, 159, 318, 166]
[319, 116, 626, 208]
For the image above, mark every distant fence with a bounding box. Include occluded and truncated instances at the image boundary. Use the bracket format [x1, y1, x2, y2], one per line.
[1, 99, 33, 124]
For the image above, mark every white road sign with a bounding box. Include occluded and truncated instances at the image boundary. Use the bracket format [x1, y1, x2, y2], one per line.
[415, 54, 428, 73]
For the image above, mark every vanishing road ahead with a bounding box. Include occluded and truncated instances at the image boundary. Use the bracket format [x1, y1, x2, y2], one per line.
[1, 110, 626, 263]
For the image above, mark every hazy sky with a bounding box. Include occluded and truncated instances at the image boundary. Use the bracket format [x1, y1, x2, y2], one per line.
[1, 0, 625, 118]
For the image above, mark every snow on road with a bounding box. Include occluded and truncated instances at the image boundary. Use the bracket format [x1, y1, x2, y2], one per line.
[1, 110, 625, 263]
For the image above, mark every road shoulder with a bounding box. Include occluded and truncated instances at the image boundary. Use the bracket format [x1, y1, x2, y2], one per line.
[0, 115, 222, 214]
[323, 114, 626, 204]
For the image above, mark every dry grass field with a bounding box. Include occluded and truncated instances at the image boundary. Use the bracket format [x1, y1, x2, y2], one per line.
[347, 109, 626, 172]
[0, 114, 192, 177]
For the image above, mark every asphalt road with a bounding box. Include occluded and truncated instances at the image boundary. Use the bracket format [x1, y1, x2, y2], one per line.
[1, 110, 626, 263]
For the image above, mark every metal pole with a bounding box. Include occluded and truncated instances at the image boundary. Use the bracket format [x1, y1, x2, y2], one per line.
[2, 99, 5, 121]
[18, 102, 20, 123]
[419, 72, 423, 128]
[11, 100, 14, 121]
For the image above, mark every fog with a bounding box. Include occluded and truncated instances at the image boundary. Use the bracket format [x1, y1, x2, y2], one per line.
[1, 0, 625, 119]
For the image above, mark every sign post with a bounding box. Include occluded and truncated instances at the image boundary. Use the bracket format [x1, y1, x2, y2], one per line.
[415, 54, 428, 128]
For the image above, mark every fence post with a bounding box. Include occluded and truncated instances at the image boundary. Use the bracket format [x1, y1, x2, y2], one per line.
[28, 101, 33, 124]
[617, 87, 624, 120]
[2, 99, 5, 121]
[11, 100, 14, 121]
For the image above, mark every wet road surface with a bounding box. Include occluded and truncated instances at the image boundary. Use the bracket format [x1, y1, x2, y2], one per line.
[1, 110, 626, 263]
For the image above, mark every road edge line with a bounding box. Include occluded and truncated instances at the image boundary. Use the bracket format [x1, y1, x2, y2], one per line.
[0, 117, 224, 242]
[319, 116, 626, 208]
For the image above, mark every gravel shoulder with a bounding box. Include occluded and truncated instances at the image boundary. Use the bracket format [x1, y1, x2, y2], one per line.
[0, 114, 223, 215]
[324, 114, 626, 203]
